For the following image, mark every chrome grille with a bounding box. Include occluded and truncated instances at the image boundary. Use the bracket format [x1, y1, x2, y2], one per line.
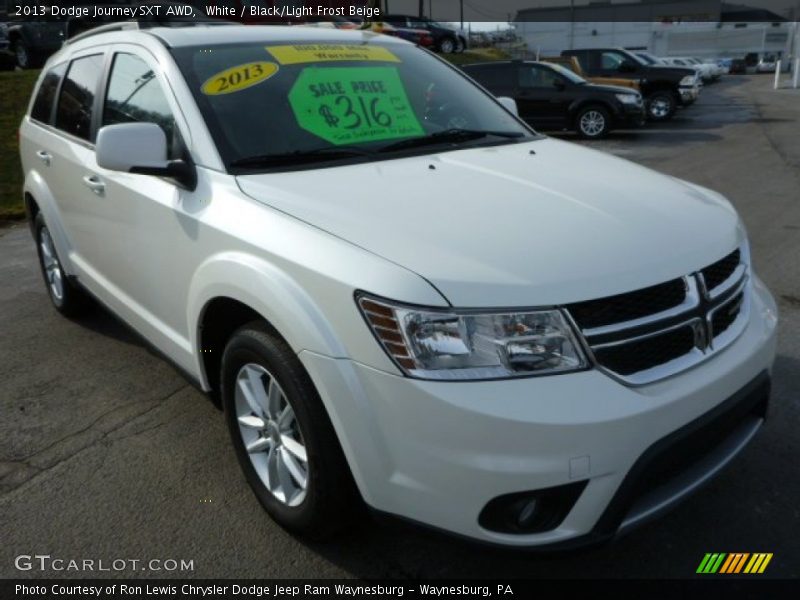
[567, 247, 749, 385]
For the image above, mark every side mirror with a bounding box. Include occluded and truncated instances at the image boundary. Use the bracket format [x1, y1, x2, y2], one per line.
[497, 96, 518, 116]
[618, 61, 637, 73]
[96, 123, 196, 190]
[553, 78, 566, 90]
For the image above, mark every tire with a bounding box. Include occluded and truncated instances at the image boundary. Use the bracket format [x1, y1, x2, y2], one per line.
[454, 37, 465, 53]
[646, 90, 676, 121]
[438, 37, 456, 54]
[575, 105, 611, 139]
[13, 39, 36, 70]
[221, 322, 359, 539]
[34, 213, 92, 317]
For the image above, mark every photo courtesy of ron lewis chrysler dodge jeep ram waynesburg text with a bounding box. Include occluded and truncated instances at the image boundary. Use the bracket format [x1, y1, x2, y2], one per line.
[19, 23, 777, 548]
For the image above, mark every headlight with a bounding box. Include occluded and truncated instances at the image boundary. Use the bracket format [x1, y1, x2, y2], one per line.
[615, 93, 640, 104]
[680, 75, 696, 86]
[357, 294, 588, 380]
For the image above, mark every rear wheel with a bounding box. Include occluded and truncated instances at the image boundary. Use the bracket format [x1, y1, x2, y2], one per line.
[221, 323, 359, 539]
[646, 91, 676, 121]
[34, 213, 92, 317]
[13, 39, 38, 70]
[575, 105, 611, 139]
[438, 37, 456, 54]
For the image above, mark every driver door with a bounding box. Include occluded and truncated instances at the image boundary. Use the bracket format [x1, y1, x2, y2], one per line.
[514, 64, 569, 129]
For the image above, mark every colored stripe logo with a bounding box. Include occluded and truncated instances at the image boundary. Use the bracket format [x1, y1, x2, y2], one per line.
[697, 553, 773, 574]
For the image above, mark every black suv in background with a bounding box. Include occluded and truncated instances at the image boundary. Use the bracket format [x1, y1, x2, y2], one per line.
[562, 48, 698, 121]
[382, 14, 466, 53]
[0, 0, 68, 68]
[463, 60, 645, 139]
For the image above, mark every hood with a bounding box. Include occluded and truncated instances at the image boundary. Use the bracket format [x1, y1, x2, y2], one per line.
[237, 139, 742, 307]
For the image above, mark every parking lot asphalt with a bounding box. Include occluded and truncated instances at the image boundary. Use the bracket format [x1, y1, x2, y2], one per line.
[1, 75, 798, 580]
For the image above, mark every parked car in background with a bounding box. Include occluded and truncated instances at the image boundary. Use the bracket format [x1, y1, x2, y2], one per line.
[0, 19, 14, 69]
[361, 21, 433, 48]
[542, 55, 640, 91]
[754, 55, 788, 73]
[562, 48, 698, 121]
[716, 58, 734, 74]
[463, 60, 645, 138]
[662, 57, 717, 83]
[729, 58, 748, 74]
[634, 51, 663, 66]
[0, 0, 68, 69]
[382, 14, 466, 53]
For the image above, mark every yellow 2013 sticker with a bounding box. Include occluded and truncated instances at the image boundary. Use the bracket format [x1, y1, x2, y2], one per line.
[201, 62, 279, 95]
[267, 44, 399, 65]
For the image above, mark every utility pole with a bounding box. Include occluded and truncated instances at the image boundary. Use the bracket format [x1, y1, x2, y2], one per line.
[460, 0, 464, 30]
[418, 0, 424, 18]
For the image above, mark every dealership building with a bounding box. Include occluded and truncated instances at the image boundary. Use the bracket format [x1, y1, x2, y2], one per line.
[512, 0, 798, 61]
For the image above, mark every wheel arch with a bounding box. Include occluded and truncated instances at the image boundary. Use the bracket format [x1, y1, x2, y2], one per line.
[188, 253, 348, 394]
[570, 99, 614, 121]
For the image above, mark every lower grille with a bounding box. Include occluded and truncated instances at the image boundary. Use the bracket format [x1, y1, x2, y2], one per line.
[593, 326, 696, 376]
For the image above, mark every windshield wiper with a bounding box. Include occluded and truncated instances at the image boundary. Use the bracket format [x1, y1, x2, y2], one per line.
[377, 129, 524, 154]
[230, 146, 373, 169]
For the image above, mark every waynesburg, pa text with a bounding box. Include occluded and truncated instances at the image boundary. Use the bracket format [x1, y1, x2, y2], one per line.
[14, 584, 515, 597]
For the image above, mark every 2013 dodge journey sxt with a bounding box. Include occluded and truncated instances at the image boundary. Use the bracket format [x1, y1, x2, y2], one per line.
[19, 23, 778, 547]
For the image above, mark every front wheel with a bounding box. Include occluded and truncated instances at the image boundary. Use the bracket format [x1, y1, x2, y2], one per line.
[575, 105, 611, 139]
[646, 91, 676, 121]
[221, 323, 359, 539]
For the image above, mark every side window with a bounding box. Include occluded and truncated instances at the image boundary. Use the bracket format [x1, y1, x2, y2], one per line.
[600, 51, 624, 71]
[55, 54, 104, 141]
[31, 62, 66, 124]
[468, 65, 513, 90]
[102, 53, 179, 159]
[518, 65, 562, 89]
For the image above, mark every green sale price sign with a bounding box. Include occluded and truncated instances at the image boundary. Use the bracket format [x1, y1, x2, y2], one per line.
[288, 66, 425, 146]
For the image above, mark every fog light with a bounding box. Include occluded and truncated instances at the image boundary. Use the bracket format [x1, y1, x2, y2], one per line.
[478, 481, 587, 534]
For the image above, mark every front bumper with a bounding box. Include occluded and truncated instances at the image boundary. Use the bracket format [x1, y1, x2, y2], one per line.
[299, 276, 777, 546]
[614, 103, 647, 128]
[680, 85, 700, 104]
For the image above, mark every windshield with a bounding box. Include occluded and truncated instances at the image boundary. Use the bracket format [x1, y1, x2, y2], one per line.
[171, 41, 531, 171]
[546, 63, 586, 84]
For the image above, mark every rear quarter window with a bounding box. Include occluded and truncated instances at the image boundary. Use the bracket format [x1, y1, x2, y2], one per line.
[31, 63, 67, 124]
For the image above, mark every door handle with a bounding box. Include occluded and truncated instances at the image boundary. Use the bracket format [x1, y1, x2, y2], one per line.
[82, 175, 105, 196]
[36, 150, 52, 166]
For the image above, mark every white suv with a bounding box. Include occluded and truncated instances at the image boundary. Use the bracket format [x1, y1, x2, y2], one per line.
[19, 24, 777, 547]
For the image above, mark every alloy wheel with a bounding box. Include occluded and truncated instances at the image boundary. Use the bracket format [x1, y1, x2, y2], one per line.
[649, 98, 671, 119]
[234, 363, 309, 507]
[39, 227, 64, 302]
[440, 38, 455, 54]
[15, 43, 29, 69]
[579, 110, 606, 137]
